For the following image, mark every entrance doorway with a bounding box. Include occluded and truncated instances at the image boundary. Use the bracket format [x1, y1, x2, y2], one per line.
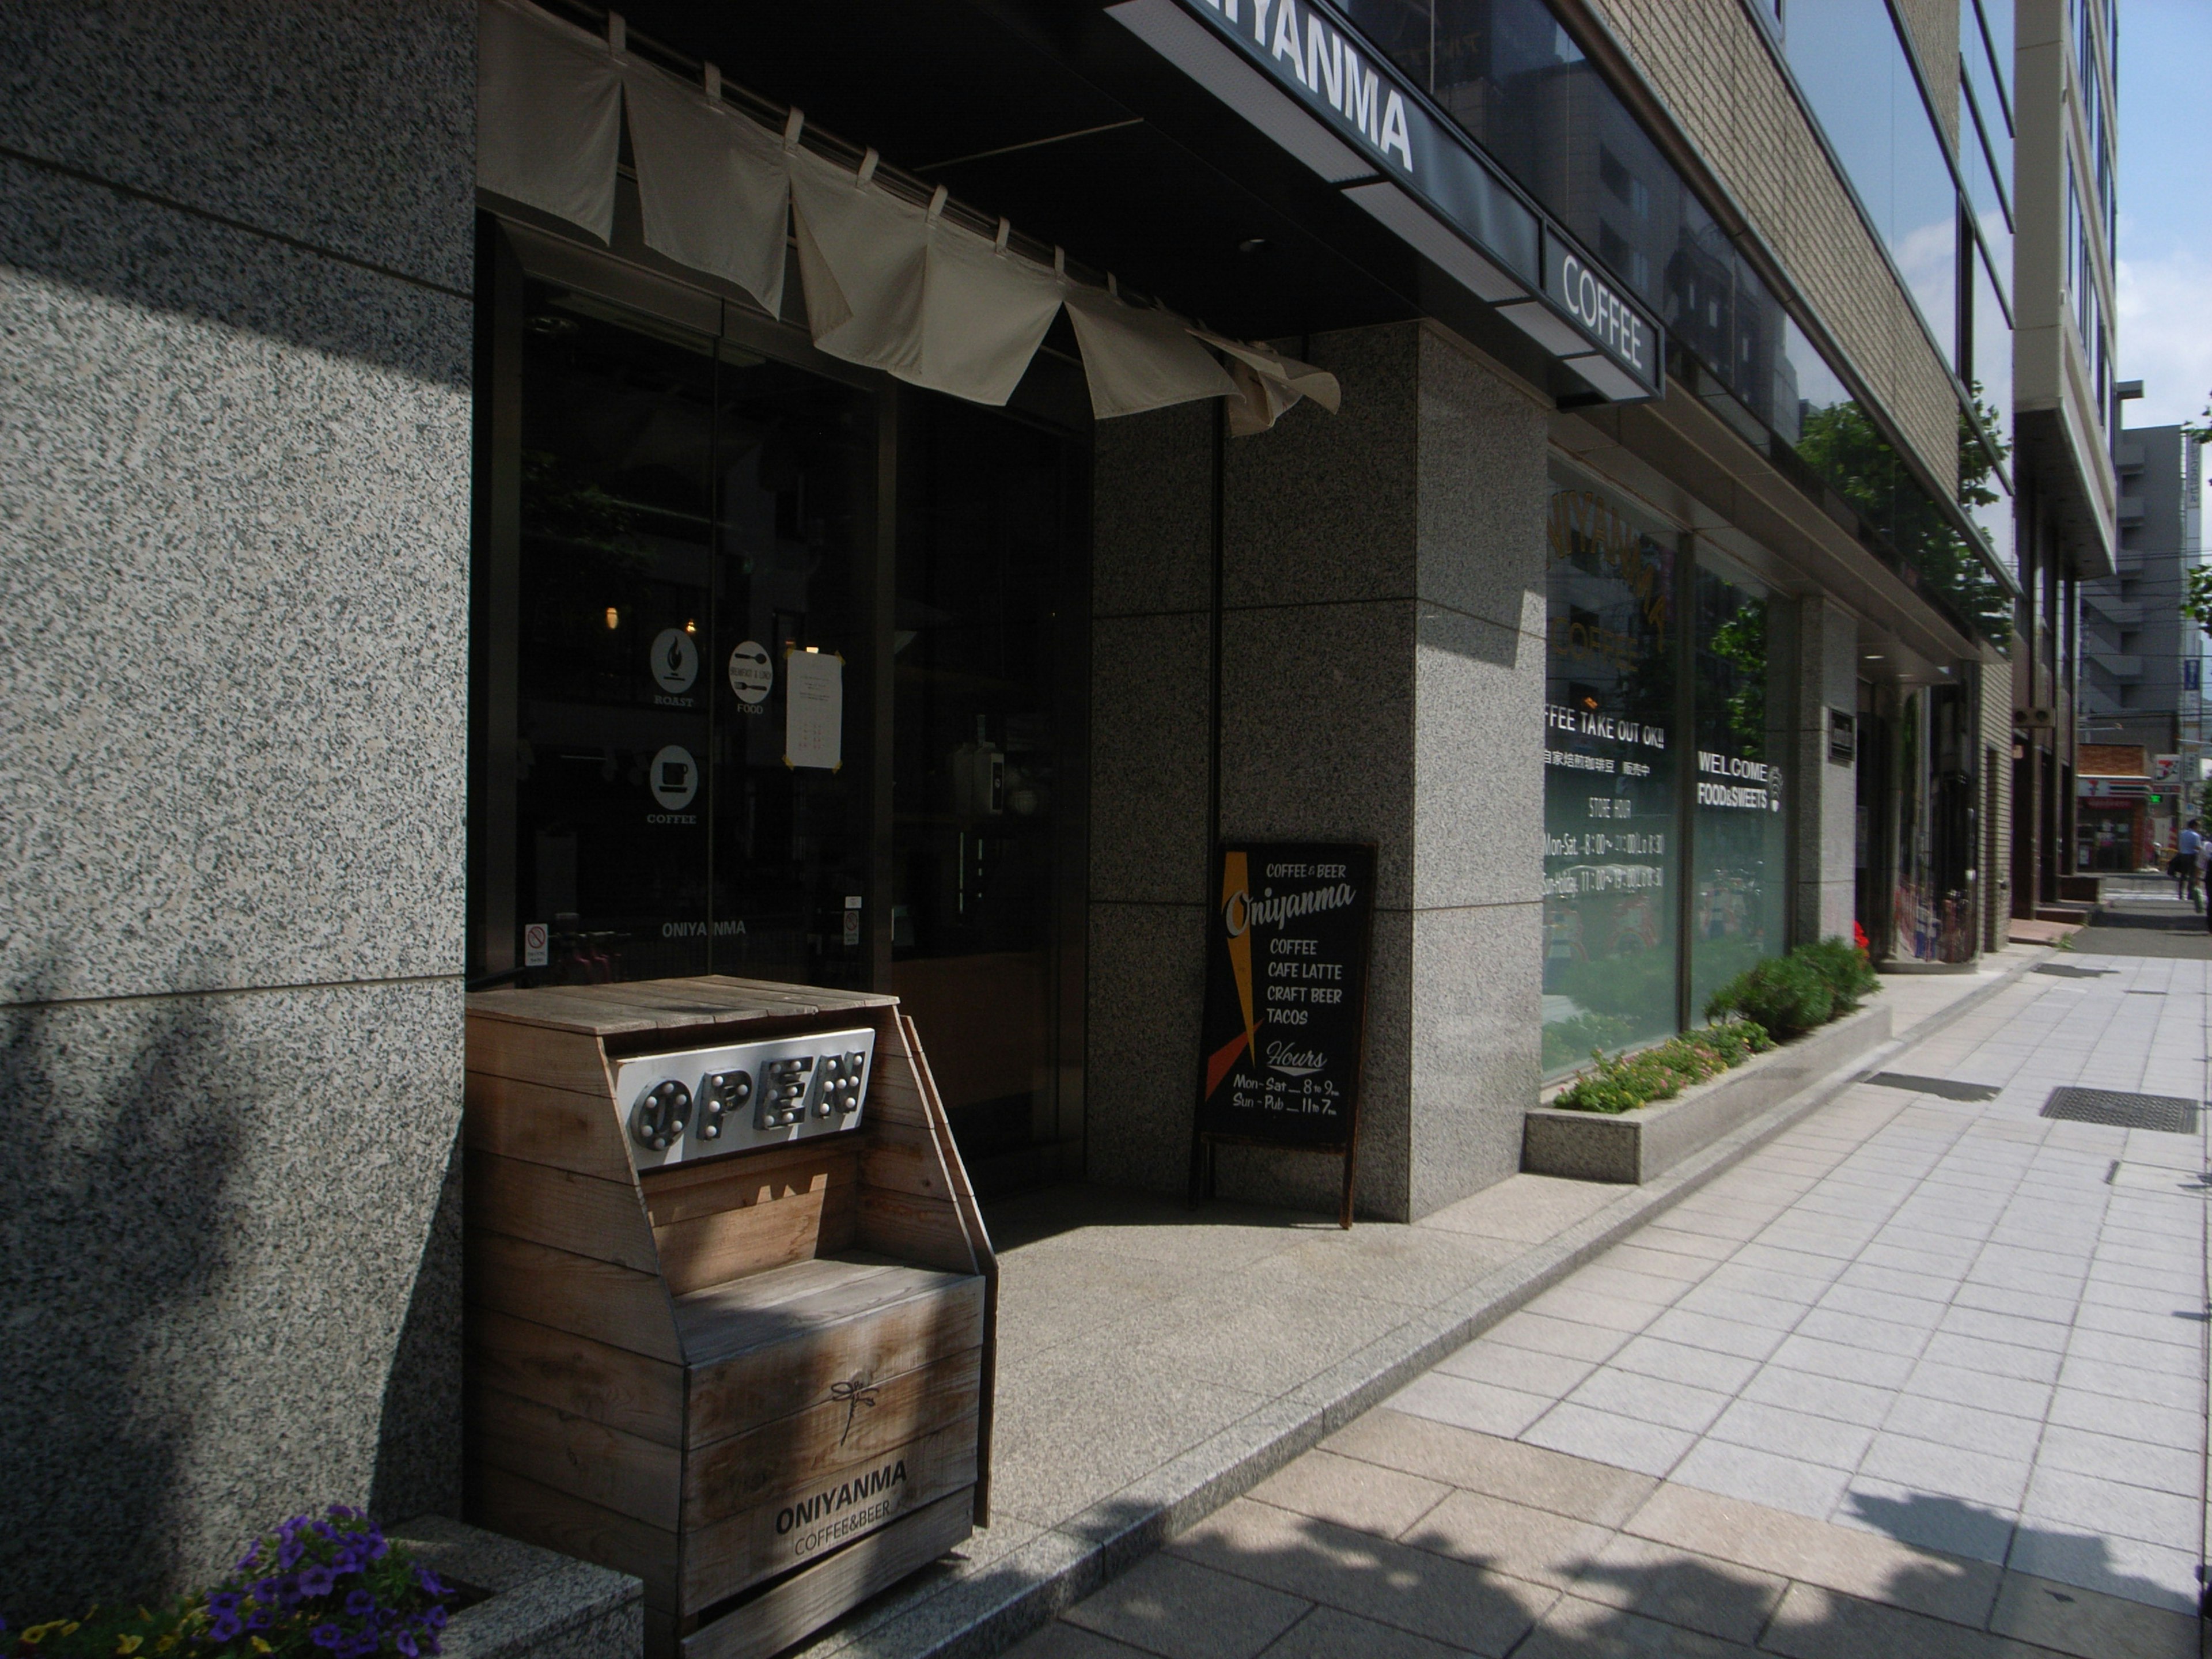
[471, 222, 1089, 1190]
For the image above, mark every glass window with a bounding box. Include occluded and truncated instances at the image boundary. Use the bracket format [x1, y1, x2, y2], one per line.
[511, 282, 876, 990]
[1688, 555, 1792, 1017]
[1965, 249, 2014, 575]
[1543, 476, 1681, 1075]
[1962, 0, 2014, 154]
[1959, 81, 2012, 294]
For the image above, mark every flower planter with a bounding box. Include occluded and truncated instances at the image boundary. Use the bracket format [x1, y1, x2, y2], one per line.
[384, 1517, 642, 1659]
[1522, 1002, 1892, 1184]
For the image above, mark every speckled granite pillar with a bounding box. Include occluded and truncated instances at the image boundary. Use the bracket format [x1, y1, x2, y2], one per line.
[1086, 324, 1548, 1222]
[1791, 598, 1861, 945]
[0, 0, 473, 1612]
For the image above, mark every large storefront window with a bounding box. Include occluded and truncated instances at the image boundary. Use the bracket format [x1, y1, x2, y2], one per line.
[1543, 481, 1681, 1074]
[1688, 558, 1792, 1018]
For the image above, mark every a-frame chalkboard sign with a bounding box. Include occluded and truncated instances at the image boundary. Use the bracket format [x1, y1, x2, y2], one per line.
[1189, 841, 1376, 1228]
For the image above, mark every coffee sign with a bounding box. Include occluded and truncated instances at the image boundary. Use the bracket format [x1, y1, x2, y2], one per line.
[1194, 842, 1375, 1165]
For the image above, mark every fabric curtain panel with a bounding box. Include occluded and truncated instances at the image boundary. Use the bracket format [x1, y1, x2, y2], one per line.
[787, 145, 931, 374]
[906, 219, 1067, 406]
[623, 61, 791, 316]
[1191, 331, 1340, 435]
[477, 0, 622, 244]
[1060, 286, 1237, 419]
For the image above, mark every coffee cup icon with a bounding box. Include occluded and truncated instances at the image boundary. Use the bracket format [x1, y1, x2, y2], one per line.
[650, 745, 699, 811]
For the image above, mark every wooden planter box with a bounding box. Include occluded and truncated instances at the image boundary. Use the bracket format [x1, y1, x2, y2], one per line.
[1522, 1002, 1892, 1184]
[461, 978, 997, 1659]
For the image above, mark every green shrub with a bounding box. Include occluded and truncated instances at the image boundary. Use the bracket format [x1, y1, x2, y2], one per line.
[1704, 955, 1835, 1039]
[1691, 1018, 1776, 1066]
[1794, 935, 1881, 1013]
[1551, 1022, 1772, 1114]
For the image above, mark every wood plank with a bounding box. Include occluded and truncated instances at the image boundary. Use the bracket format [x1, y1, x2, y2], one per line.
[465, 1070, 632, 1182]
[468, 986, 662, 1035]
[678, 1491, 974, 1659]
[467, 1230, 682, 1363]
[467, 1306, 684, 1447]
[465, 1150, 661, 1275]
[469, 1382, 683, 1530]
[681, 1274, 984, 1448]
[859, 1063, 930, 1128]
[678, 1422, 979, 1610]
[470, 1463, 679, 1611]
[690, 975, 898, 1011]
[558, 983, 782, 1027]
[683, 1350, 982, 1524]
[466, 1014, 614, 1095]
[854, 1186, 976, 1276]
[856, 1119, 954, 1201]
[902, 1013, 998, 1528]
[652, 1179, 857, 1294]
[641, 1144, 858, 1226]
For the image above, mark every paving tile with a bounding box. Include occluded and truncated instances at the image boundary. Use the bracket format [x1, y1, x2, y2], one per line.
[1568, 1264, 1695, 1308]
[1600, 1242, 1719, 1284]
[1900, 1358, 2054, 1422]
[2062, 1326, 2205, 1377]
[1673, 1282, 1810, 1331]
[1002, 1622, 1157, 1659]
[1988, 1570, 2199, 1659]
[1705, 1399, 1876, 1469]
[1479, 1309, 1632, 1364]
[1251, 1606, 1478, 1659]
[1623, 1481, 2003, 1629]
[2041, 1385, 2205, 1451]
[1431, 1339, 1597, 1397]
[1732, 1241, 1853, 1281]
[1565, 1531, 1788, 1646]
[1632, 1225, 1738, 1263]
[1879, 1396, 2045, 1463]
[1385, 1373, 1550, 1439]
[1832, 1478, 2017, 1566]
[1062, 1553, 1309, 1659]
[1702, 1262, 1831, 1305]
[2017, 1466, 2201, 1550]
[1795, 1308, 1936, 1357]
[1169, 1498, 1555, 1656]
[1934, 1304, 2071, 1352]
[1946, 1280, 2079, 1327]
[1816, 1281, 1948, 1328]
[1508, 1593, 1761, 1658]
[1560, 1368, 1732, 1434]
[1918, 1330, 2063, 1384]
[1602, 1334, 1762, 1395]
[1739, 1366, 1897, 1428]
[1760, 1581, 2049, 1659]
[1323, 1413, 1658, 1528]
[1246, 1449, 1449, 1540]
[1665, 1438, 1854, 1520]
[1521, 1403, 1698, 1479]
[1835, 1261, 1965, 1304]
[2054, 1354, 2205, 1410]
[1769, 1333, 1919, 1388]
[1858, 1433, 2035, 1509]
[1396, 1486, 1613, 1589]
[2004, 1524, 2205, 1615]
[1521, 1285, 1667, 1335]
[2069, 1301, 2207, 1347]
[1639, 1307, 1790, 1362]
[2031, 1424, 2201, 1497]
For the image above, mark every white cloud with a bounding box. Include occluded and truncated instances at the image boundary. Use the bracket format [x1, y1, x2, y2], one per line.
[2117, 249, 2212, 426]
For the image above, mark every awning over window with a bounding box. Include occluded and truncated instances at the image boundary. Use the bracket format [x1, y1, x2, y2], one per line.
[475, 0, 1319, 429]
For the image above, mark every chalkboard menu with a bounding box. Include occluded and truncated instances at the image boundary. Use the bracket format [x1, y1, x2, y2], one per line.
[1191, 842, 1376, 1225]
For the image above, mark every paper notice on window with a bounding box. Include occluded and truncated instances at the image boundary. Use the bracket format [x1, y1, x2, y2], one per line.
[784, 649, 843, 771]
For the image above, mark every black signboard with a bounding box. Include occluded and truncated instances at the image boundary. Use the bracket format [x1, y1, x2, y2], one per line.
[1191, 841, 1376, 1227]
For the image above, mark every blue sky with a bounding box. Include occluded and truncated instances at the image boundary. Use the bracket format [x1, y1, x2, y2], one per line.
[2115, 0, 2212, 425]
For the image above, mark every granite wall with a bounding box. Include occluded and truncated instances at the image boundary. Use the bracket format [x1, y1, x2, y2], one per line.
[1087, 324, 1549, 1221]
[0, 0, 474, 1610]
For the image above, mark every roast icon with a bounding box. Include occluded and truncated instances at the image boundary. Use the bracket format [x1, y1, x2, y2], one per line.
[651, 627, 700, 694]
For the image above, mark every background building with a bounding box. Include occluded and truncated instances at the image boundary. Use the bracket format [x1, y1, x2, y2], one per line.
[0, 0, 2035, 1611]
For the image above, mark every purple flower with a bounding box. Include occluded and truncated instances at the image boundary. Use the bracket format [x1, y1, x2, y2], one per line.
[299, 1565, 336, 1598]
[209, 1611, 243, 1643]
[413, 1567, 448, 1599]
[422, 1606, 448, 1630]
[278, 1539, 305, 1570]
[245, 1608, 271, 1631]
[251, 1577, 279, 1603]
[234, 1544, 262, 1573]
[396, 1632, 420, 1658]
[328, 1504, 358, 1521]
[277, 1574, 305, 1608]
[339, 1637, 377, 1659]
[345, 1590, 376, 1618]
[309, 1623, 344, 1650]
[206, 1592, 241, 1616]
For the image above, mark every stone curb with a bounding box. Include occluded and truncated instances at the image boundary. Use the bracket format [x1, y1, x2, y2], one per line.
[797, 947, 2056, 1659]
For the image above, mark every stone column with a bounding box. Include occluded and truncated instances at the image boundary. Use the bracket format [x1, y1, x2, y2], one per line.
[0, 2, 474, 1604]
[1791, 598, 1862, 945]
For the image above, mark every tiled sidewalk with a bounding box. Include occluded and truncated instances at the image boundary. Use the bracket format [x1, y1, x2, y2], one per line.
[1008, 953, 2208, 1657]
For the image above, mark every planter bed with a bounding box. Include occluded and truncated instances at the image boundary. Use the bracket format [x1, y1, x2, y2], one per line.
[385, 1516, 642, 1659]
[1523, 1001, 1891, 1184]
